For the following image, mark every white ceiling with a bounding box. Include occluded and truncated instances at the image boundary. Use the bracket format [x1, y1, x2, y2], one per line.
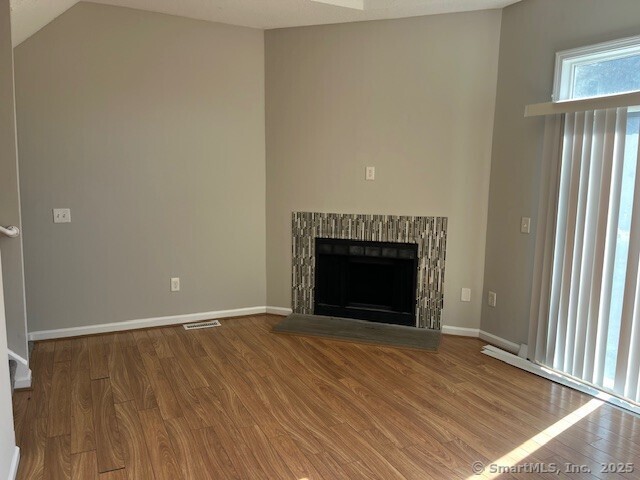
[10, 0, 521, 45]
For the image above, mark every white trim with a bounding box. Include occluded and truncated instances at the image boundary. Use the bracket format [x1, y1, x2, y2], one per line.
[479, 330, 520, 354]
[266, 306, 292, 316]
[10, 39, 31, 373]
[28, 306, 269, 341]
[7, 349, 31, 388]
[525, 91, 640, 118]
[7, 447, 19, 480]
[442, 325, 522, 354]
[7, 349, 26, 367]
[553, 34, 640, 102]
[482, 345, 640, 417]
[441, 325, 479, 337]
[13, 367, 31, 390]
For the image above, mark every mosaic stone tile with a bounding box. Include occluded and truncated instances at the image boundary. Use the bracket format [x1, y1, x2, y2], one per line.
[292, 212, 447, 329]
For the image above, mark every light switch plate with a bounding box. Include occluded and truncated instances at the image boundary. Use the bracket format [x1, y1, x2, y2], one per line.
[53, 208, 71, 223]
[488, 291, 497, 308]
[521, 217, 531, 234]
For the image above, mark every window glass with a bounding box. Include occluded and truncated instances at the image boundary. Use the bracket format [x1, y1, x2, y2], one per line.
[573, 55, 640, 100]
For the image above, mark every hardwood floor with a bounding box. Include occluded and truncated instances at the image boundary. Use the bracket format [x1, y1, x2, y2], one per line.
[12, 314, 640, 479]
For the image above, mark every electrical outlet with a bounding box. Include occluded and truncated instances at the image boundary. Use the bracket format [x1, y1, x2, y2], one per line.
[521, 217, 531, 234]
[53, 208, 71, 224]
[461, 288, 471, 302]
[170, 277, 180, 292]
[488, 291, 497, 308]
[365, 166, 376, 181]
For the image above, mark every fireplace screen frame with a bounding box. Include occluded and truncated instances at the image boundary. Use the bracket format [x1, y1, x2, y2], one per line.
[314, 237, 419, 326]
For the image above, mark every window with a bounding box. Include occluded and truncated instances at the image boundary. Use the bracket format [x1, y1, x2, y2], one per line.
[553, 35, 640, 102]
[539, 36, 640, 403]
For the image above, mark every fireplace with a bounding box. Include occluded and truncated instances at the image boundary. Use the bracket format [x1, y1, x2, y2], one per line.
[314, 238, 418, 326]
[291, 212, 447, 330]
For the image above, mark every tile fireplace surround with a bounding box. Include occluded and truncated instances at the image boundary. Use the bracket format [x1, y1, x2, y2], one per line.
[291, 212, 448, 330]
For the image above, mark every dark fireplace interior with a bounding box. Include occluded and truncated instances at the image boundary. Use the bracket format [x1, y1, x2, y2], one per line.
[314, 238, 418, 326]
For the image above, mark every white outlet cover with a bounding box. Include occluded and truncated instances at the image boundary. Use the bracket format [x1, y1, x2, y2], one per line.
[461, 288, 471, 302]
[521, 217, 531, 234]
[365, 166, 376, 181]
[170, 277, 180, 292]
[488, 291, 497, 307]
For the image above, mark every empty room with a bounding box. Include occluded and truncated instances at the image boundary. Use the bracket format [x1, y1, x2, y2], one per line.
[1, 0, 640, 478]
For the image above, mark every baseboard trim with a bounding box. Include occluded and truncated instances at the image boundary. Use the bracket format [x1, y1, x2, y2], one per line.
[441, 325, 480, 337]
[479, 330, 520, 354]
[266, 307, 292, 316]
[13, 365, 31, 389]
[442, 326, 521, 354]
[8, 446, 19, 480]
[27, 305, 522, 355]
[28, 306, 270, 341]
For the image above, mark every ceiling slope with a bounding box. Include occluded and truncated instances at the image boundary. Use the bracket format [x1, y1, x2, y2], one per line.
[11, 0, 520, 45]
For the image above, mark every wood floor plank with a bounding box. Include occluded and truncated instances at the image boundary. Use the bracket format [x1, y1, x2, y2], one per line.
[98, 469, 127, 480]
[121, 347, 157, 411]
[192, 387, 264, 479]
[114, 401, 155, 480]
[91, 379, 125, 473]
[146, 329, 173, 359]
[173, 326, 208, 357]
[54, 340, 73, 364]
[70, 338, 96, 454]
[88, 336, 109, 380]
[138, 350, 182, 420]
[107, 340, 134, 405]
[164, 416, 211, 480]
[71, 451, 99, 480]
[194, 426, 241, 479]
[270, 434, 324, 480]
[12, 390, 30, 447]
[238, 424, 296, 479]
[32, 342, 55, 419]
[160, 358, 213, 430]
[137, 408, 182, 480]
[305, 451, 350, 480]
[164, 329, 209, 389]
[43, 435, 71, 480]
[17, 416, 48, 480]
[47, 361, 71, 437]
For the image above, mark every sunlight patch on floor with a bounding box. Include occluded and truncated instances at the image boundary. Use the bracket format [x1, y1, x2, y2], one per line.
[467, 398, 603, 479]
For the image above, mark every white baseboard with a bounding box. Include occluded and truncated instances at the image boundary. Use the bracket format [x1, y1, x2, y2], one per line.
[479, 330, 520, 354]
[266, 306, 292, 316]
[28, 306, 270, 341]
[8, 446, 19, 480]
[442, 325, 521, 354]
[441, 325, 480, 337]
[13, 364, 31, 389]
[7, 349, 31, 389]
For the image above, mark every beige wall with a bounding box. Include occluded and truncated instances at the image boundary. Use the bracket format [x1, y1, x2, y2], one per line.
[0, 0, 28, 358]
[265, 11, 502, 329]
[14, 2, 266, 333]
[481, 0, 640, 344]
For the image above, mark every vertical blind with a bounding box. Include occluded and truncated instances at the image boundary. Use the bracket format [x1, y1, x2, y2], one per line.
[531, 107, 640, 404]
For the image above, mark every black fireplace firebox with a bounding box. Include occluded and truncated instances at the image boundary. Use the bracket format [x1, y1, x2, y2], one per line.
[314, 238, 418, 327]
